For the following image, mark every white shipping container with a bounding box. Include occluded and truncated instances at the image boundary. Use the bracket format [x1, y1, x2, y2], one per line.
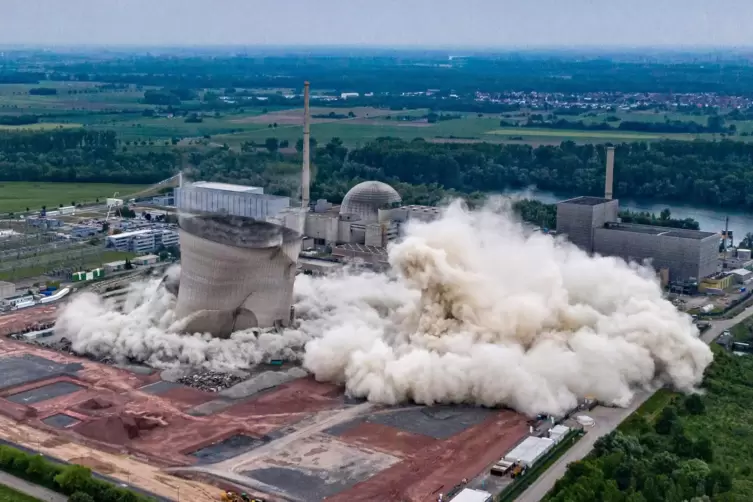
[504, 436, 555, 468]
[450, 488, 493, 502]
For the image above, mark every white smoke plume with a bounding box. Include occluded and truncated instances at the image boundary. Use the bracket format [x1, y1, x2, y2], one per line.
[55, 198, 713, 416]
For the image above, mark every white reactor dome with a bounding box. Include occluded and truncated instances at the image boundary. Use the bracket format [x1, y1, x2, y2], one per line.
[339, 181, 401, 222]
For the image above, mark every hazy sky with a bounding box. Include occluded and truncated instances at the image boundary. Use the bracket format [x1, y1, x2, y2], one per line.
[3, 0, 752, 48]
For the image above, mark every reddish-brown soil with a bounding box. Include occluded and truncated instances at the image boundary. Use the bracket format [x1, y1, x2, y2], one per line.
[223, 377, 342, 416]
[0, 306, 58, 336]
[327, 411, 528, 502]
[338, 422, 438, 458]
[0, 312, 532, 501]
[0, 330, 345, 467]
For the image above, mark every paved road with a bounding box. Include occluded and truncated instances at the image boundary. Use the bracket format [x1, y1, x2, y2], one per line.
[516, 308, 753, 502]
[0, 470, 67, 502]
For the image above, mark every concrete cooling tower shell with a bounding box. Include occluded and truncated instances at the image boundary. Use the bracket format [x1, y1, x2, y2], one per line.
[340, 181, 401, 222]
[175, 214, 302, 338]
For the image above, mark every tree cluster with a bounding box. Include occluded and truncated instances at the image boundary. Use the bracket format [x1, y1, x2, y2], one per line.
[0, 130, 176, 184]
[0, 444, 154, 501]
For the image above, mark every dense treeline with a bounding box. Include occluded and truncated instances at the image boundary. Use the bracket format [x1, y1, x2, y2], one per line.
[5, 130, 753, 212]
[35, 56, 753, 95]
[547, 347, 753, 502]
[511, 200, 699, 231]
[321, 137, 753, 210]
[0, 130, 175, 183]
[525, 117, 732, 135]
[0, 115, 38, 126]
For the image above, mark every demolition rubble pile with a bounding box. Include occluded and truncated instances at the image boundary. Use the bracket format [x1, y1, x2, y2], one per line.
[177, 370, 244, 393]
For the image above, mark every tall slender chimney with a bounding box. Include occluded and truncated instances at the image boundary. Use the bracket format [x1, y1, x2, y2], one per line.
[605, 146, 615, 200]
[301, 81, 311, 209]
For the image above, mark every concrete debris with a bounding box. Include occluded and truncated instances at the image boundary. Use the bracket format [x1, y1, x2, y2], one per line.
[177, 370, 244, 393]
[220, 368, 308, 399]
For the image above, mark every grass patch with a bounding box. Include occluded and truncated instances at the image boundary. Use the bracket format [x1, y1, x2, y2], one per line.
[485, 127, 676, 140]
[0, 484, 40, 501]
[618, 389, 678, 434]
[0, 123, 81, 131]
[0, 251, 135, 281]
[0, 182, 147, 214]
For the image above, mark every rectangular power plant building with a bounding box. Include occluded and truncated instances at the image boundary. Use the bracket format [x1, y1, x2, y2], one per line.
[593, 223, 719, 281]
[174, 181, 290, 219]
[556, 197, 619, 253]
[557, 196, 719, 281]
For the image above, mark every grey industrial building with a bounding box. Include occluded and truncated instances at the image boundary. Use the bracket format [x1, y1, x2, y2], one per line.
[305, 181, 442, 249]
[557, 196, 718, 282]
[174, 181, 290, 220]
[556, 150, 720, 282]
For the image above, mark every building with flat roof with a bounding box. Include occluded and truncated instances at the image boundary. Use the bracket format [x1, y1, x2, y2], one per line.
[174, 181, 288, 220]
[556, 196, 619, 253]
[557, 196, 720, 281]
[593, 222, 719, 281]
[106, 229, 178, 254]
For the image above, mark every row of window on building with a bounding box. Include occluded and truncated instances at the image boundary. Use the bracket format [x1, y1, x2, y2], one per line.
[105, 229, 179, 254]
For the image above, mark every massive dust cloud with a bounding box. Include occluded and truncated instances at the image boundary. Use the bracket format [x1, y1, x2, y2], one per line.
[55, 199, 713, 416]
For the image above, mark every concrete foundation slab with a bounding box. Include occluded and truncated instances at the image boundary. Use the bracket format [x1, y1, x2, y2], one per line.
[191, 435, 266, 464]
[239, 435, 398, 502]
[138, 381, 181, 395]
[0, 355, 82, 391]
[335, 405, 496, 440]
[42, 413, 81, 429]
[7, 382, 86, 405]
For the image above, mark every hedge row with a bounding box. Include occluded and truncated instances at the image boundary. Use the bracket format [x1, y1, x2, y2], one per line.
[0, 444, 155, 501]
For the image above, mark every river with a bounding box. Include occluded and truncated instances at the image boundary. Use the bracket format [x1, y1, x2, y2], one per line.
[503, 189, 753, 243]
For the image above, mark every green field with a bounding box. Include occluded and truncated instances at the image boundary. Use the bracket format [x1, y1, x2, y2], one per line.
[0, 483, 40, 501]
[0, 250, 136, 282]
[0, 182, 148, 214]
[2, 80, 753, 147]
[486, 127, 685, 141]
[0, 123, 81, 131]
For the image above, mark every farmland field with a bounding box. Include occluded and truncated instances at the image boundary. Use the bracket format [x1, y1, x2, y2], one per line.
[0, 123, 81, 131]
[0, 182, 148, 214]
[485, 127, 682, 141]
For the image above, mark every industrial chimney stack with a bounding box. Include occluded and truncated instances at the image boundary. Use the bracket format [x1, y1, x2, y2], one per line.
[301, 81, 311, 209]
[605, 146, 615, 200]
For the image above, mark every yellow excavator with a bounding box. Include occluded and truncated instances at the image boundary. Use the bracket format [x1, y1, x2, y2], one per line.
[220, 491, 265, 502]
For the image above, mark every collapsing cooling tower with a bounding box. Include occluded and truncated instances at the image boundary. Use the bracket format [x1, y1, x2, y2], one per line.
[174, 213, 302, 337]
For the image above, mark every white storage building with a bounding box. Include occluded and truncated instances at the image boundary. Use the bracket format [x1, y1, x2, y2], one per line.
[504, 436, 555, 468]
[729, 268, 753, 284]
[450, 488, 493, 502]
[549, 425, 571, 443]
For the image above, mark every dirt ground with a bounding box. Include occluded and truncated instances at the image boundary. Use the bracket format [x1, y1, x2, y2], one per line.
[0, 415, 220, 501]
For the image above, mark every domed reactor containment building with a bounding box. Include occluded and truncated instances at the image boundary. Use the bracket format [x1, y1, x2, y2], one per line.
[339, 181, 402, 223]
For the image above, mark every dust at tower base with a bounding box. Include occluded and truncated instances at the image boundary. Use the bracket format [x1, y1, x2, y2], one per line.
[174, 213, 303, 338]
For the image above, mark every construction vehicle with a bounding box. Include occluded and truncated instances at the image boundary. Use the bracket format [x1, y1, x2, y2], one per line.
[510, 463, 525, 479]
[220, 491, 264, 502]
[490, 459, 514, 476]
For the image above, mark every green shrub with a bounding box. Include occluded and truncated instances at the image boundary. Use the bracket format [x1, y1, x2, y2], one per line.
[0, 444, 154, 501]
[69, 492, 96, 502]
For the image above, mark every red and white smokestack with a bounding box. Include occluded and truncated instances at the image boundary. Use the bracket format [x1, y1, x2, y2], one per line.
[605, 146, 615, 200]
[301, 82, 311, 209]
